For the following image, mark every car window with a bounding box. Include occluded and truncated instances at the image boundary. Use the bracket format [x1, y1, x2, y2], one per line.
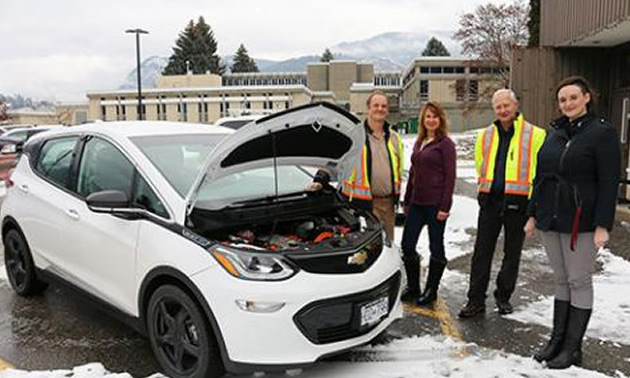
[131, 134, 225, 197]
[133, 175, 169, 218]
[77, 137, 168, 218]
[195, 166, 312, 208]
[35, 137, 79, 189]
[7, 130, 28, 142]
[27, 129, 47, 138]
[77, 138, 135, 199]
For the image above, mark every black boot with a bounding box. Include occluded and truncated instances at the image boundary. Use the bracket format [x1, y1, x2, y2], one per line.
[401, 254, 420, 302]
[416, 258, 446, 306]
[546, 306, 592, 369]
[533, 300, 570, 362]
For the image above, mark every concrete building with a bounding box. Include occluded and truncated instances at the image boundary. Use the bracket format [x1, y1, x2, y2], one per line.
[400, 57, 504, 131]
[56, 103, 89, 125]
[87, 71, 312, 123]
[85, 58, 503, 132]
[6, 108, 59, 125]
[511, 0, 630, 199]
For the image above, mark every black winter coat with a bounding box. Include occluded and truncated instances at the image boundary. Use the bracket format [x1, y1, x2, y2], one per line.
[528, 113, 620, 233]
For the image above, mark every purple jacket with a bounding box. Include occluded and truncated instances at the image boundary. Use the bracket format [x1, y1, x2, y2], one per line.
[404, 136, 456, 212]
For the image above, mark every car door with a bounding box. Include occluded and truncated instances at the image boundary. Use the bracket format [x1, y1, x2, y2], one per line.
[58, 136, 142, 311]
[12, 136, 80, 271]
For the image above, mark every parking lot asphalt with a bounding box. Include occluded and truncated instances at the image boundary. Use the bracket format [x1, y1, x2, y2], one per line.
[0, 173, 629, 376]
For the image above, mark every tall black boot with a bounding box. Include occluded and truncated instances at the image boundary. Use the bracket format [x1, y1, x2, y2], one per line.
[416, 258, 446, 306]
[547, 306, 592, 369]
[533, 300, 570, 362]
[401, 254, 420, 302]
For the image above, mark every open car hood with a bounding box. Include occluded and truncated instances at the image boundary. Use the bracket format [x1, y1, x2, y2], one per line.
[185, 102, 364, 210]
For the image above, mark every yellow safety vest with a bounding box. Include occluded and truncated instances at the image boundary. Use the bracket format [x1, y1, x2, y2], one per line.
[341, 127, 404, 201]
[475, 114, 546, 197]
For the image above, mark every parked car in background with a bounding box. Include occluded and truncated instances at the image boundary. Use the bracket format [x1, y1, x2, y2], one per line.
[1, 124, 64, 142]
[0, 136, 23, 182]
[213, 114, 262, 130]
[0, 125, 65, 182]
[1, 102, 402, 378]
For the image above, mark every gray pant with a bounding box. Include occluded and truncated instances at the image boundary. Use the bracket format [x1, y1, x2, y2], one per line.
[540, 231, 597, 309]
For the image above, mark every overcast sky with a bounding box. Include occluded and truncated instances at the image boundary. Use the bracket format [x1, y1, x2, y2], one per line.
[0, 0, 506, 103]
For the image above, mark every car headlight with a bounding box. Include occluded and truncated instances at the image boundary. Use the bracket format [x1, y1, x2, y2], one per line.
[210, 246, 298, 281]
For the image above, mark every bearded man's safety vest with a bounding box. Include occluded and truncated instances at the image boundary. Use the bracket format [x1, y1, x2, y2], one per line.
[475, 114, 546, 197]
[341, 126, 404, 202]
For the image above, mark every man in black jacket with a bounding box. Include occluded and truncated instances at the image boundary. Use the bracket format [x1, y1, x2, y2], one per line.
[459, 89, 546, 318]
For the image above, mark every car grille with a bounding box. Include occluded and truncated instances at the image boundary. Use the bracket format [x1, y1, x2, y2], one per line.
[293, 272, 401, 345]
[287, 234, 383, 274]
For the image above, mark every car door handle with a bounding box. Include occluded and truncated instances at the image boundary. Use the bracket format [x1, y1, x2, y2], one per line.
[18, 184, 29, 194]
[65, 209, 80, 220]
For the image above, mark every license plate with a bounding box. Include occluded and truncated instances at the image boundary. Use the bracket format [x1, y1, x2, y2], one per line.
[360, 296, 388, 327]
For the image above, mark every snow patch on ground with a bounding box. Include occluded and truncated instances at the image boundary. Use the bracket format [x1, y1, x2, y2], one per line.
[1, 336, 622, 378]
[508, 248, 630, 346]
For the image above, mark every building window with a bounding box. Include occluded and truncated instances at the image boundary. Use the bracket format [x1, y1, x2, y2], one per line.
[443, 67, 454, 74]
[468, 80, 479, 101]
[470, 67, 479, 74]
[429, 67, 442, 74]
[157, 97, 167, 121]
[456, 80, 466, 102]
[419, 80, 429, 102]
[75, 111, 88, 124]
[178, 96, 187, 122]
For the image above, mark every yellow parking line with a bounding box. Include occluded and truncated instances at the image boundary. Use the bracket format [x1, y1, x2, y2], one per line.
[0, 357, 13, 371]
[404, 299, 469, 357]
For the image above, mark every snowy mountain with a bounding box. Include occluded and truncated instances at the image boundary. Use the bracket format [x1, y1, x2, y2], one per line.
[120, 32, 459, 88]
[119, 56, 169, 90]
[331, 31, 460, 68]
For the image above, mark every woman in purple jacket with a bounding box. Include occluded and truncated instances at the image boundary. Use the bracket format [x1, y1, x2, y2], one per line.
[401, 101, 456, 305]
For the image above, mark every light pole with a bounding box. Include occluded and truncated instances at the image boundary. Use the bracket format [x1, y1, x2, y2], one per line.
[125, 28, 149, 120]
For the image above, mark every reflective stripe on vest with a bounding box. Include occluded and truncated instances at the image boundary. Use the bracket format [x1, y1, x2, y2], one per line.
[477, 116, 536, 196]
[342, 129, 403, 201]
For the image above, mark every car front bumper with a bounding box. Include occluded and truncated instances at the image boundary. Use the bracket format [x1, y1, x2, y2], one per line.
[191, 243, 403, 369]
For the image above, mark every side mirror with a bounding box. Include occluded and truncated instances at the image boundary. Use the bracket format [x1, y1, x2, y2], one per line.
[86, 190, 130, 212]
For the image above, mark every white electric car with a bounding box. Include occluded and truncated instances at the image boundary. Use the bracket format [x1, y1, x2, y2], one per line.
[1, 102, 403, 378]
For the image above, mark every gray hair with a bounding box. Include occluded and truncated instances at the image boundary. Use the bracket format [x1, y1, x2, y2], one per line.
[492, 89, 518, 105]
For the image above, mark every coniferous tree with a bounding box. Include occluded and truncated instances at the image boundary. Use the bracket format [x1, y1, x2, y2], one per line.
[527, 0, 540, 47]
[163, 16, 225, 75]
[422, 37, 451, 57]
[320, 48, 334, 62]
[231, 44, 259, 73]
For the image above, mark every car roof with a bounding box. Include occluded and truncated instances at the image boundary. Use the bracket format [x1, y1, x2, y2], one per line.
[42, 121, 233, 139]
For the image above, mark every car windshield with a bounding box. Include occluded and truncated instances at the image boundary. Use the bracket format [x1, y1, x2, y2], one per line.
[195, 166, 313, 209]
[131, 134, 225, 196]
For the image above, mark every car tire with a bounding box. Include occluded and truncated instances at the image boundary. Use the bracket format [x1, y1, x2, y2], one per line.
[3, 228, 47, 296]
[147, 284, 225, 378]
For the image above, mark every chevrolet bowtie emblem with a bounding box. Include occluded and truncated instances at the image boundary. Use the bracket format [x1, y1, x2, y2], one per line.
[347, 251, 368, 265]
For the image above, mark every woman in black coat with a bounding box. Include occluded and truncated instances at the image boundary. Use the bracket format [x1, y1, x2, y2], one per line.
[525, 76, 620, 369]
